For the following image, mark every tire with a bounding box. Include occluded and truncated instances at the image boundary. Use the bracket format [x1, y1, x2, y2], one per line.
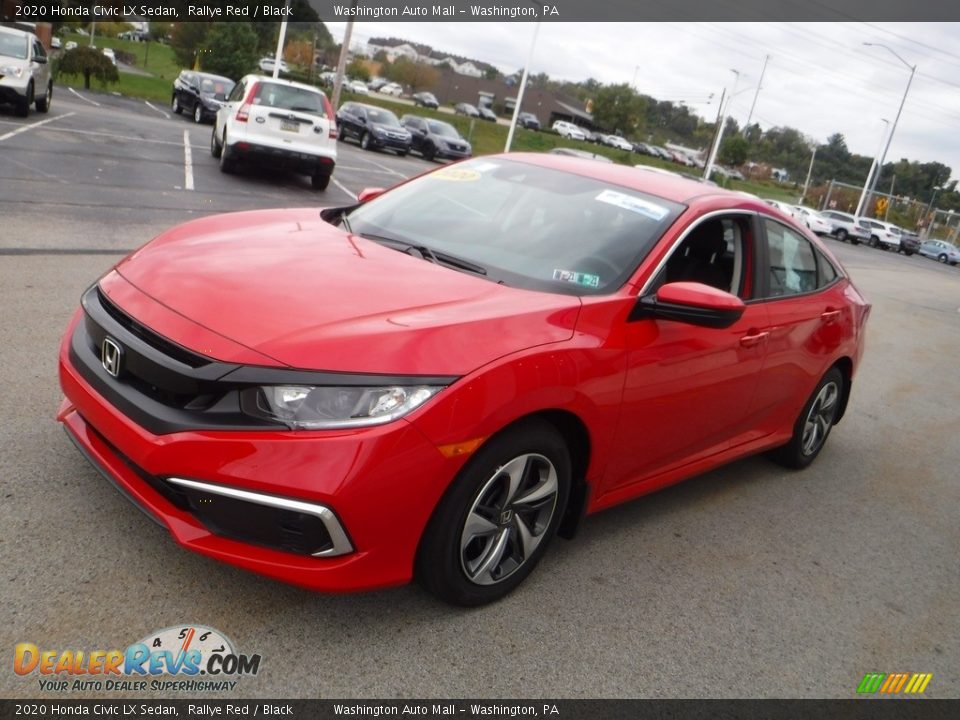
[193, 103, 203, 124]
[360, 132, 372, 151]
[171, 94, 181, 114]
[15, 83, 32, 118]
[769, 367, 844, 470]
[218, 133, 235, 173]
[836, 228, 848, 242]
[938, 254, 948, 263]
[422, 143, 436, 162]
[311, 172, 331, 191]
[397, 150, 407, 158]
[416, 418, 571, 607]
[35, 82, 51, 113]
[870, 236, 880, 249]
[850, 238, 860, 246]
[210, 127, 222, 158]
[336, 126, 344, 142]
[904, 250, 914, 257]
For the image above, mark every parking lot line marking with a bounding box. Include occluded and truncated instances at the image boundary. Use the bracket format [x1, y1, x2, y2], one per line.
[0, 112, 76, 143]
[145, 101, 171, 120]
[68, 87, 101, 107]
[331, 177, 358, 201]
[360, 157, 408, 178]
[183, 130, 194, 191]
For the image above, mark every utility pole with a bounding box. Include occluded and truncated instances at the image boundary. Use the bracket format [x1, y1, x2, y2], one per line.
[331, 8, 356, 112]
[884, 175, 896, 221]
[505, 21, 542, 152]
[704, 70, 739, 182]
[271, 0, 292, 80]
[745, 54, 768, 130]
[800, 145, 817, 204]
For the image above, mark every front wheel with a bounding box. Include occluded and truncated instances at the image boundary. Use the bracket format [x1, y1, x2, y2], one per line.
[836, 228, 848, 242]
[769, 367, 844, 470]
[870, 236, 880, 249]
[193, 103, 203, 124]
[360, 132, 372, 151]
[36, 82, 51, 113]
[171, 95, 181, 114]
[15, 83, 32, 117]
[416, 418, 571, 606]
[422, 143, 436, 162]
[938, 254, 948, 263]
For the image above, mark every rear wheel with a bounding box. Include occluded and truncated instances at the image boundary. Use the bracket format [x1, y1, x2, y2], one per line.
[870, 236, 880, 249]
[311, 172, 331, 191]
[171, 94, 181, 114]
[218, 132, 236, 173]
[210, 127, 222, 158]
[938, 253, 948, 263]
[769, 367, 843, 470]
[416, 418, 571, 606]
[836, 228, 848, 242]
[36, 82, 51, 113]
[850, 238, 860, 246]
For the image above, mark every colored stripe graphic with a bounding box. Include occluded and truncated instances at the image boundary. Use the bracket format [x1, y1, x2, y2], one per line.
[857, 673, 886, 693]
[857, 672, 932, 694]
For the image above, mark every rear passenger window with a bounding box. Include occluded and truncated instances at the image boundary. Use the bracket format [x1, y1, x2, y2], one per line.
[763, 220, 818, 297]
[817, 250, 838, 285]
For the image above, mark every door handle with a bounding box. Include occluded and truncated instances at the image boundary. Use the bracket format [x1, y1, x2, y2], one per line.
[821, 308, 841, 321]
[740, 331, 769, 348]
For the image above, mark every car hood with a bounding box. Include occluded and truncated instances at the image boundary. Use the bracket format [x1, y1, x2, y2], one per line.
[372, 123, 408, 135]
[111, 209, 580, 376]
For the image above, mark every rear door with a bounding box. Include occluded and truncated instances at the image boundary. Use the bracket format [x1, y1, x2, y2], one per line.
[244, 81, 334, 155]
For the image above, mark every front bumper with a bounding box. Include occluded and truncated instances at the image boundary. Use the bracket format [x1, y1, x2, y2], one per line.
[368, 133, 411, 152]
[435, 144, 471, 160]
[58, 312, 461, 592]
[0, 74, 31, 102]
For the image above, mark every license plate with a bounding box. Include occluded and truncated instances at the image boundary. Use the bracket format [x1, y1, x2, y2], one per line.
[280, 120, 299, 133]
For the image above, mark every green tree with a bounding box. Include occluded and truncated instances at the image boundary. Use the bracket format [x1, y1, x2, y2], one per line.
[346, 58, 371, 82]
[57, 46, 119, 90]
[202, 23, 259, 81]
[386, 57, 439, 92]
[483, 66, 499, 80]
[170, 21, 210, 69]
[719, 136, 749, 166]
[592, 83, 645, 137]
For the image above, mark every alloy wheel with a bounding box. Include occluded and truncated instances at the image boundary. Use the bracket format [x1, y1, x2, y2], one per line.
[459, 453, 559, 586]
[801, 381, 839, 456]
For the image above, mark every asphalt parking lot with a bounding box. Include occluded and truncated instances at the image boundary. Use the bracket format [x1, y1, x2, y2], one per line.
[1, 91, 958, 700]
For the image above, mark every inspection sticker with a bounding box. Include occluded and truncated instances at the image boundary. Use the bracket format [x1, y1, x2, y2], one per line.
[431, 167, 481, 182]
[553, 269, 600, 288]
[595, 189, 669, 220]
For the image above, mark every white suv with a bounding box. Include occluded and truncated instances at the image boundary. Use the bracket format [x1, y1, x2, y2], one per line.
[863, 219, 902, 251]
[212, 75, 337, 191]
[552, 120, 587, 141]
[0, 26, 52, 117]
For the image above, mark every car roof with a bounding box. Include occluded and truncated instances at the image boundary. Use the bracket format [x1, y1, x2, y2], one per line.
[507, 153, 766, 205]
[242, 74, 326, 94]
[0, 26, 36, 39]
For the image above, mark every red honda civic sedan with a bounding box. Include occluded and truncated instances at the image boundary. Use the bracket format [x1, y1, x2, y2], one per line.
[58, 154, 870, 606]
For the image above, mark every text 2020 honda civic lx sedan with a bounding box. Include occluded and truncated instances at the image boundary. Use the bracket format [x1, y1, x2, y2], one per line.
[58, 154, 870, 606]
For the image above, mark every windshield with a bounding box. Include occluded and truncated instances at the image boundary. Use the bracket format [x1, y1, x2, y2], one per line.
[367, 107, 401, 127]
[253, 83, 326, 115]
[0, 33, 28, 60]
[345, 158, 684, 295]
[427, 120, 459, 138]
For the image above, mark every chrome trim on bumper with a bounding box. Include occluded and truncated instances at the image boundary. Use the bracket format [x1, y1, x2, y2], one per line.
[166, 477, 354, 557]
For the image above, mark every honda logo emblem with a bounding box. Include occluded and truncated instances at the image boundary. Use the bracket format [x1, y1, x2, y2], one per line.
[101, 337, 122, 378]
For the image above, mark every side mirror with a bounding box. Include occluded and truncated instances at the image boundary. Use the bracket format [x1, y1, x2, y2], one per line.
[630, 282, 745, 329]
[34, 56, 48, 64]
[357, 187, 385, 203]
[358, 116, 367, 124]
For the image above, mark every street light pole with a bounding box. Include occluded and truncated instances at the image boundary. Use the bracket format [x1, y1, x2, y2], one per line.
[855, 119, 889, 218]
[800, 145, 817, 204]
[704, 69, 739, 182]
[863, 43, 916, 213]
[505, 21, 542, 152]
[744, 54, 768, 129]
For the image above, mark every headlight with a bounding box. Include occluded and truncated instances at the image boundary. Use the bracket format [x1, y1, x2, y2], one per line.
[241, 384, 443, 429]
[1, 66, 23, 78]
[371, 126, 385, 137]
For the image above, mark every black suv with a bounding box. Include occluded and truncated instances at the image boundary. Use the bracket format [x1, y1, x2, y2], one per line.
[336, 102, 412, 155]
[172, 71, 235, 124]
[400, 115, 472, 161]
[517, 112, 540, 130]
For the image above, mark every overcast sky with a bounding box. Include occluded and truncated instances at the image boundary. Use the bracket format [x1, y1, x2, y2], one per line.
[325, 21, 960, 184]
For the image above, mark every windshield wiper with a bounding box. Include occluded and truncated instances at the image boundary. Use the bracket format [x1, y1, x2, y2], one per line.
[360, 233, 487, 276]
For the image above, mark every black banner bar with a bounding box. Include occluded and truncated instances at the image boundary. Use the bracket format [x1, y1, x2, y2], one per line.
[1, 700, 959, 720]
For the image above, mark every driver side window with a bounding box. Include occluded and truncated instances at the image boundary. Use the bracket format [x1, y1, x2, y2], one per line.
[655, 215, 753, 300]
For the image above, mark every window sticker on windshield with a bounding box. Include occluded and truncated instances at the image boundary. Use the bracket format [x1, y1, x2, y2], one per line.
[431, 167, 481, 182]
[595, 190, 669, 220]
[553, 269, 600, 288]
[468, 161, 499, 173]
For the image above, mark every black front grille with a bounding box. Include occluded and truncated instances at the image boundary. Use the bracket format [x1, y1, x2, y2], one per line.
[98, 289, 209, 369]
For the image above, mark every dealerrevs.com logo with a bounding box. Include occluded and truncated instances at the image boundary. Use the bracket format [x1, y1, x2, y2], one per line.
[14, 625, 261, 693]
